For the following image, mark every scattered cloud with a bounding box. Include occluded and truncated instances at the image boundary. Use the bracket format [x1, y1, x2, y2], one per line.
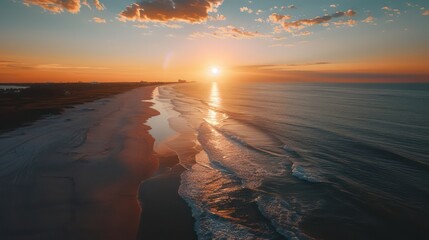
[255, 18, 264, 23]
[423, 10, 429, 16]
[362, 16, 374, 23]
[240, 7, 253, 14]
[35, 64, 108, 70]
[382, 6, 401, 15]
[133, 24, 149, 29]
[269, 43, 294, 48]
[91, 0, 104, 11]
[23, 0, 104, 14]
[293, 31, 312, 36]
[160, 23, 183, 29]
[332, 19, 357, 27]
[92, 17, 106, 23]
[268, 13, 291, 23]
[0, 60, 33, 70]
[209, 14, 226, 21]
[234, 62, 331, 72]
[118, 0, 223, 23]
[189, 25, 271, 39]
[279, 10, 356, 32]
[0, 61, 107, 71]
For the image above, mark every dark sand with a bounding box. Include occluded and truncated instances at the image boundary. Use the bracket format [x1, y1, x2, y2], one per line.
[137, 155, 197, 240]
[0, 82, 160, 134]
[0, 85, 196, 240]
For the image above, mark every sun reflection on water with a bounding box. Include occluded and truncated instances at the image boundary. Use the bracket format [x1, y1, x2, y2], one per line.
[206, 82, 223, 125]
[209, 82, 220, 108]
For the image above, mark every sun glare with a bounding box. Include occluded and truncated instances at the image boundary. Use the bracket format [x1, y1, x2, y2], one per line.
[211, 67, 220, 76]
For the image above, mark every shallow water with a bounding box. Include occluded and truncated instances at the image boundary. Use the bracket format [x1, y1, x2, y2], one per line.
[154, 82, 429, 239]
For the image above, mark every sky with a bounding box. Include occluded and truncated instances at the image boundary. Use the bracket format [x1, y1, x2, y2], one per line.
[0, 0, 428, 83]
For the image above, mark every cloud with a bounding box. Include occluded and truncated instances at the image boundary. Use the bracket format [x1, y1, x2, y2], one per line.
[382, 6, 401, 15]
[240, 7, 253, 14]
[269, 43, 294, 48]
[362, 16, 374, 23]
[160, 23, 183, 28]
[92, 17, 106, 23]
[423, 10, 429, 16]
[209, 14, 226, 21]
[279, 10, 356, 32]
[293, 31, 312, 36]
[268, 13, 291, 23]
[189, 25, 271, 39]
[0, 61, 107, 71]
[34, 64, 108, 71]
[234, 62, 331, 72]
[118, 0, 223, 23]
[255, 18, 264, 23]
[332, 19, 357, 27]
[23, 0, 104, 14]
[0, 60, 32, 70]
[133, 24, 149, 29]
[92, 0, 104, 10]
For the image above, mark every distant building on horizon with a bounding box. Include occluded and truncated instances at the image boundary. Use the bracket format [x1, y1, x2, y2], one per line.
[178, 79, 187, 83]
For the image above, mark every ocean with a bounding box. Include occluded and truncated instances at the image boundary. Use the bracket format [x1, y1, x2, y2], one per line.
[151, 82, 429, 239]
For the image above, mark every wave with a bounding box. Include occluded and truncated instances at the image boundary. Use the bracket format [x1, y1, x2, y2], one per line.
[256, 195, 316, 240]
[210, 124, 287, 158]
[197, 123, 288, 189]
[179, 151, 282, 240]
[291, 163, 323, 183]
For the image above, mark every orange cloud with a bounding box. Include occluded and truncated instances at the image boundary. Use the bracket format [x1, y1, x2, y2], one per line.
[92, 0, 104, 11]
[268, 13, 291, 23]
[118, 0, 223, 23]
[23, 0, 104, 14]
[92, 17, 106, 23]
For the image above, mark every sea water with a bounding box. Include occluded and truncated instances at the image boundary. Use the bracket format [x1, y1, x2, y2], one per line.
[153, 82, 429, 239]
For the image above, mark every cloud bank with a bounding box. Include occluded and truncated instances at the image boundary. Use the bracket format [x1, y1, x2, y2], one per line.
[23, 0, 104, 14]
[118, 0, 224, 23]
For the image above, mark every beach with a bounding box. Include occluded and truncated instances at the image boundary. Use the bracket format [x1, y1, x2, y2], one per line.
[0, 85, 195, 239]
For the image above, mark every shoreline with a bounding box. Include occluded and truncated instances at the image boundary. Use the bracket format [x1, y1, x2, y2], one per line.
[137, 154, 197, 240]
[0, 85, 197, 239]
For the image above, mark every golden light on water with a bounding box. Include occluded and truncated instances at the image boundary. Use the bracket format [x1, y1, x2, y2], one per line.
[206, 82, 222, 125]
[209, 82, 220, 107]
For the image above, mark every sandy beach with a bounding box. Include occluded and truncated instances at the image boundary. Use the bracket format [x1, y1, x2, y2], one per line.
[0, 85, 195, 239]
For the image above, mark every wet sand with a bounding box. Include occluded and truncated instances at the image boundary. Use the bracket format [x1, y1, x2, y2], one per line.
[137, 155, 197, 240]
[0, 85, 195, 239]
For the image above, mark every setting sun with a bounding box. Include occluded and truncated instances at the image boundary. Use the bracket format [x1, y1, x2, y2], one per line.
[211, 67, 220, 76]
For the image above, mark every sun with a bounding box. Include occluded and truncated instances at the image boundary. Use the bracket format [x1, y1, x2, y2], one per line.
[211, 67, 220, 75]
